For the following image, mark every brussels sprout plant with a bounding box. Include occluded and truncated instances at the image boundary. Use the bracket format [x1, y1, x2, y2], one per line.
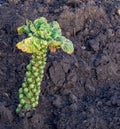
[16, 17, 74, 114]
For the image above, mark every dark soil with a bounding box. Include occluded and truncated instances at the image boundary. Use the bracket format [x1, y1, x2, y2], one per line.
[0, 0, 120, 129]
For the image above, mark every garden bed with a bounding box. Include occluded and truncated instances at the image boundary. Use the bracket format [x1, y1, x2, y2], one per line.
[0, 0, 120, 129]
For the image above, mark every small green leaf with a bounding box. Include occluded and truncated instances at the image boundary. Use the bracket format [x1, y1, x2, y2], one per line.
[30, 23, 37, 33]
[33, 17, 48, 31]
[17, 25, 26, 35]
[61, 40, 74, 54]
[50, 21, 62, 39]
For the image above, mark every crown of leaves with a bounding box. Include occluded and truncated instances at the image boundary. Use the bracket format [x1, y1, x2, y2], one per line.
[16, 17, 74, 54]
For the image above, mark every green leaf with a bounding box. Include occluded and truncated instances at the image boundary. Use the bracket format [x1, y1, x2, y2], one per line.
[26, 19, 32, 27]
[37, 23, 52, 39]
[30, 23, 37, 33]
[61, 39, 74, 54]
[50, 21, 60, 29]
[17, 25, 26, 35]
[33, 17, 47, 29]
[50, 21, 62, 39]
[16, 37, 41, 53]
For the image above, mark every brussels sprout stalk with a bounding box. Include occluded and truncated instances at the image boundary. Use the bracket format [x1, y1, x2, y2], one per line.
[16, 17, 74, 114]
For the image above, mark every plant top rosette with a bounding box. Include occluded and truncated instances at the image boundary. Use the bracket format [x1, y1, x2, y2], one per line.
[16, 17, 74, 114]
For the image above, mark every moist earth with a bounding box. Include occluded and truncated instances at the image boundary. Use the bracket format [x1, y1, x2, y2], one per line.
[0, 0, 120, 129]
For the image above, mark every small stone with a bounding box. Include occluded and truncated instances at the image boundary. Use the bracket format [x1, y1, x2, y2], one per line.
[0, 103, 13, 122]
[52, 95, 62, 108]
[70, 103, 78, 111]
[89, 39, 99, 51]
[116, 100, 120, 106]
[111, 96, 117, 105]
[69, 94, 77, 103]
[118, 9, 120, 15]
[85, 83, 95, 93]
[89, 107, 95, 114]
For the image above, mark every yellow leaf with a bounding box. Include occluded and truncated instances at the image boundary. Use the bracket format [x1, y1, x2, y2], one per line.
[16, 37, 34, 53]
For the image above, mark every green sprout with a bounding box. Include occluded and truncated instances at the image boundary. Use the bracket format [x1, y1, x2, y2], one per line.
[16, 17, 74, 114]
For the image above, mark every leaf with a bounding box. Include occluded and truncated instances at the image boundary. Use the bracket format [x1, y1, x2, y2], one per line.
[33, 17, 47, 29]
[50, 21, 62, 39]
[37, 23, 52, 39]
[26, 19, 32, 27]
[30, 24, 37, 33]
[61, 40, 74, 54]
[16, 37, 39, 53]
[50, 21, 60, 29]
[17, 25, 26, 35]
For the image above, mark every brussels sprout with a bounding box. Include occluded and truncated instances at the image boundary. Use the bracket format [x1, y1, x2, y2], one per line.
[27, 78, 33, 83]
[35, 89, 40, 96]
[16, 104, 22, 113]
[32, 88, 37, 93]
[18, 88, 23, 94]
[24, 104, 31, 110]
[36, 77, 40, 83]
[35, 96, 39, 101]
[26, 72, 31, 77]
[32, 101, 38, 108]
[30, 60, 35, 65]
[42, 57, 47, 62]
[24, 77, 27, 82]
[29, 84, 34, 89]
[32, 66, 37, 71]
[26, 92, 33, 99]
[34, 72, 39, 77]
[31, 98, 35, 102]
[39, 65, 44, 70]
[35, 101, 38, 106]
[24, 87, 29, 93]
[32, 103, 36, 108]
[26, 64, 31, 71]
[19, 94, 24, 99]
[40, 70, 44, 74]
[37, 60, 42, 65]
[22, 83, 26, 88]
[20, 99, 25, 104]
